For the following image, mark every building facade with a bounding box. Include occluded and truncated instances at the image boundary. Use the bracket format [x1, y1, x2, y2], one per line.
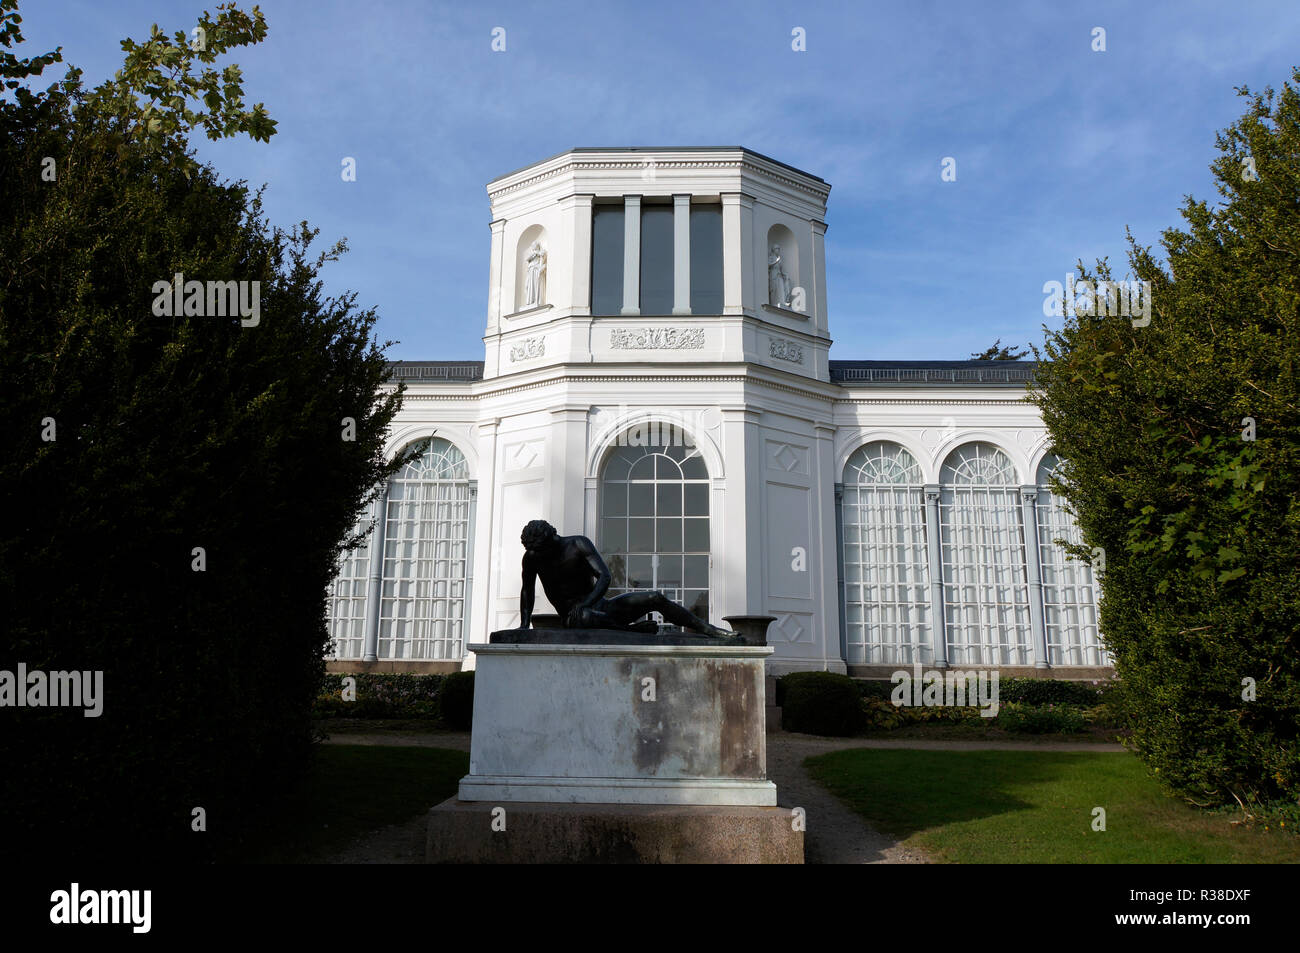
[327, 147, 1109, 678]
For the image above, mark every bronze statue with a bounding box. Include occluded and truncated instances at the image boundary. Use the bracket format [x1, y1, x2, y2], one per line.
[519, 519, 734, 638]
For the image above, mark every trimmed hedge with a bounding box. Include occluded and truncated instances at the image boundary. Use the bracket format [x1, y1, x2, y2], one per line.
[314, 674, 446, 719]
[856, 676, 1111, 707]
[780, 672, 866, 736]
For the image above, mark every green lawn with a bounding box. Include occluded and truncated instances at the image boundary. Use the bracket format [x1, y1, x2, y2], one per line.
[251, 744, 468, 863]
[805, 748, 1300, 863]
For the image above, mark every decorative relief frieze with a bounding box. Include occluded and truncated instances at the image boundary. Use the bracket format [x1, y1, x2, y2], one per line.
[769, 337, 804, 364]
[609, 327, 705, 350]
[509, 336, 546, 362]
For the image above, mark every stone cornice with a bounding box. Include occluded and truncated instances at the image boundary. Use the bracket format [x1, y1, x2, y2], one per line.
[487, 153, 831, 203]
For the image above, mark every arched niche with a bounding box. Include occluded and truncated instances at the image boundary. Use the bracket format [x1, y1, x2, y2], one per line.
[514, 224, 548, 313]
[766, 223, 800, 310]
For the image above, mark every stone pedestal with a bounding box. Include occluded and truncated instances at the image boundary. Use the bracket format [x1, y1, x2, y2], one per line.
[427, 628, 802, 862]
[458, 634, 776, 806]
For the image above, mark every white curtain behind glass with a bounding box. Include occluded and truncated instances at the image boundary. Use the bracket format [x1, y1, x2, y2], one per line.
[1036, 454, 1108, 665]
[939, 442, 1033, 665]
[841, 442, 930, 664]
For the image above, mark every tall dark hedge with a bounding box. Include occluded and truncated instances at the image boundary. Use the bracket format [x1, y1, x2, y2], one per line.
[0, 4, 405, 860]
[1032, 69, 1300, 810]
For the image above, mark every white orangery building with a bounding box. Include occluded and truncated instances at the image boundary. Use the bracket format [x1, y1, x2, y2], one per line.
[327, 147, 1111, 678]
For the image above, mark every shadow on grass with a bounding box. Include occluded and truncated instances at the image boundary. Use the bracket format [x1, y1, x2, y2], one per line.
[248, 743, 468, 863]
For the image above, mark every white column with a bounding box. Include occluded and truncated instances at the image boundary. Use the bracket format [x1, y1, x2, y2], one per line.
[465, 417, 501, 667]
[924, 485, 948, 669]
[811, 219, 829, 329]
[621, 195, 641, 315]
[1021, 485, 1050, 669]
[549, 407, 590, 535]
[486, 218, 507, 331]
[721, 193, 754, 315]
[362, 484, 390, 662]
[560, 193, 594, 314]
[672, 193, 691, 315]
[718, 408, 763, 620]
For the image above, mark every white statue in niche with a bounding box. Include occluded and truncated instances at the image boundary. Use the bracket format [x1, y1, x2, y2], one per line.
[768, 243, 792, 308]
[523, 240, 547, 308]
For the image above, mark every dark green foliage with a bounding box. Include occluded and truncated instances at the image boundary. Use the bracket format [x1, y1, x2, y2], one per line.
[313, 674, 446, 719]
[856, 676, 1108, 706]
[780, 672, 866, 736]
[0, 2, 404, 860]
[997, 678, 1108, 707]
[969, 339, 1029, 360]
[996, 703, 1087, 734]
[1031, 69, 1300, 809]
[437, 671, 475, 730]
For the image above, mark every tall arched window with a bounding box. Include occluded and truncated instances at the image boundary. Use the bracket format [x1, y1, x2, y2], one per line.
[841, 442, 930, 664]
[1036, 454, 1107, 665]
[327, 501, 374, 660]
[939, 442, 1032, 665]
[379, 438, 472, 660]
[599, 439, 711, 625]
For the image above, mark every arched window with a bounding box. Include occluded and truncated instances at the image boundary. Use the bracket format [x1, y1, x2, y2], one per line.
[327, 502, 374, 660]
[939, 442, 1032, 665]
[1036, 454, 1107, 665]
[841, 442, 930, 664]
[599, 438, 711, 626]
[379, 438, 472, 659]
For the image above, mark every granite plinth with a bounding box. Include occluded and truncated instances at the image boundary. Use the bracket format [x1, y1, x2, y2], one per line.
[425, 798, 803, 864]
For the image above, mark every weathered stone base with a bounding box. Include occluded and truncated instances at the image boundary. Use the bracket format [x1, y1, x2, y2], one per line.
[425, 798, 804, 864]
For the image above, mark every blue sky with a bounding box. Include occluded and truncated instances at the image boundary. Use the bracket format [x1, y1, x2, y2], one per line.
[17, 0, 1300, 361]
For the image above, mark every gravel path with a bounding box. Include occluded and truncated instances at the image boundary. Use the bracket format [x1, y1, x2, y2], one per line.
[319, 729, 1123, 864]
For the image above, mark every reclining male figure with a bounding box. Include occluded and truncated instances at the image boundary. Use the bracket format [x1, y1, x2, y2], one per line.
[519, 519, 734, 638]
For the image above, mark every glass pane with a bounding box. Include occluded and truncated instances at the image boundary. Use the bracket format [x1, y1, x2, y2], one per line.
[603, 449, 632, 481]
[685, 555, 709, 589]
[602, 518, 626, 554]
[629, 455, 655, 480]
[684, 483, 709, 515]
[591, 203, 625, 316]
[680, 453, 707, 480]
[640, 204, 674, 315]
[629, 518, 654, 552]
[684, 518, 709, 551]
[627, 554, 653, 588]
[604, 484, 627, 517]
[656, 454, 682, 480]
[656, 483, 682, 516]
[629, 482, 653, 515]
[685, 589, 709, 619]
[657, 518, 682, 551]
[657, 556, 683, 590]
[607, 554, 627, 588]
[689, 204, 723, 314]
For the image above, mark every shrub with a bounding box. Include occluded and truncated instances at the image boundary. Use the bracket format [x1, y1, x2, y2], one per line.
[997, 703, 1087, 734]
[438, 671, 475, 730]
[1030, 70, 1300, 806]
[313, 674, 445, 719]
[998, 677, 1109, 707]
[780, 672, 866, 736]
